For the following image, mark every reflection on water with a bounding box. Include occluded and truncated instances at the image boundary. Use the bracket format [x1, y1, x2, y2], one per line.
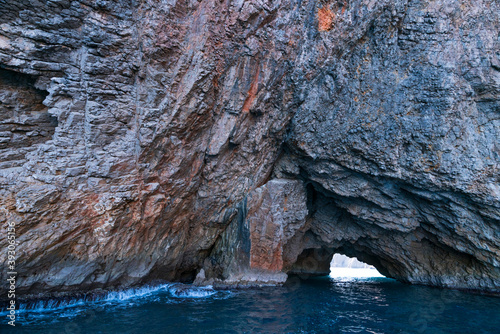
[1, 277, 499, 334]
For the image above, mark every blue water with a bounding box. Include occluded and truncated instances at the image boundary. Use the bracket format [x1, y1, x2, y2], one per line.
[1, 276, 499, 333]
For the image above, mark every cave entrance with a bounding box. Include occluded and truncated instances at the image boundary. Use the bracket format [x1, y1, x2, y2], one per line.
[287, 247, 388, 280]
[329, 254, 385, 279]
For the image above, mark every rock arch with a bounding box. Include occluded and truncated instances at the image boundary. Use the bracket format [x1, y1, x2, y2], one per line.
[198, 175, 499, 293]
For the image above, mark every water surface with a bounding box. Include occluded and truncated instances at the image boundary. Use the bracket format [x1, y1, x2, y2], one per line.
[1, 275, 499, 333]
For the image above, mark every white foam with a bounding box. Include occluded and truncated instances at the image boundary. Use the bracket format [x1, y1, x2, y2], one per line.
[104, 284, 172, 302]
[1, 284, 173, 315]
[168, 285, 217, 298]
[0, 283, 226, 316]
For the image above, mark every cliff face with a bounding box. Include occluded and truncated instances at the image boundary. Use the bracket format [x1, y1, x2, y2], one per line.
[0, 0, 499, 298]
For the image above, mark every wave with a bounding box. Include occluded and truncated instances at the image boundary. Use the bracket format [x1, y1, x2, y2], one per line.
[0, 283, 227, 316]
[17, 297, 89, 314]
[169, 285, 217, 298]
[103, 284, 172, 302]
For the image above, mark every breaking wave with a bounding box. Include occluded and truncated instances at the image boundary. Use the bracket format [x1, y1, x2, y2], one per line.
[0, 283, 229, 317]
[168, 285, 217, 298]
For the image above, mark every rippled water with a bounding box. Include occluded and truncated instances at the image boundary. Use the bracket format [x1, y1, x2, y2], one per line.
[1, 275, 499, 333]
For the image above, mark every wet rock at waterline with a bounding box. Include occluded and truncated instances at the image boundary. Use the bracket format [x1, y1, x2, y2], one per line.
[0, 0, 499, 299]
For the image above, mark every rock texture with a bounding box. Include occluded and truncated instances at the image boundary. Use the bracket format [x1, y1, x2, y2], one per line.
[0, 0, 499, 299]
[281, 0, 500, 291]
[197, 179, 307, 287]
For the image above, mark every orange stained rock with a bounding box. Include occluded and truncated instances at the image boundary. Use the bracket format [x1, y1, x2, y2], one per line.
[242, 65, 260, 113]
[318, 7, 335, 31]
[250, 240, 284, 272]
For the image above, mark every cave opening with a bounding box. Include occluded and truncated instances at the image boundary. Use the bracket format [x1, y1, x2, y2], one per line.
[287, 181, 394, 282]
[329, 254, 385, 279]
[287, 246, 388, 281]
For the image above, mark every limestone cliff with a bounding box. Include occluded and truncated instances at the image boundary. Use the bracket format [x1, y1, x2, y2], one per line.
[0, 0, 498, 299]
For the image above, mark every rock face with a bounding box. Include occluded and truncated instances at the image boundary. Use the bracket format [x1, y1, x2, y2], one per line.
[281, 0, 500, 291]
[197, 179, 307, 287]
[0, 0, 499, 299]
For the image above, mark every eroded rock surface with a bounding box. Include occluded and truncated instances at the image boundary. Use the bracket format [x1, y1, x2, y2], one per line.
[0, 0, 498, 299]
[197, 179, 307, 287]
[281, 0, 500, 291]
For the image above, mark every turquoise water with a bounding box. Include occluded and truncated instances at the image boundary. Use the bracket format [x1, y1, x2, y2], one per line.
[1, 276, 499, 333]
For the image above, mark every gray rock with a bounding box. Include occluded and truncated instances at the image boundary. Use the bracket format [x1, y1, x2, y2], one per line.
[0, 0, 498, 299]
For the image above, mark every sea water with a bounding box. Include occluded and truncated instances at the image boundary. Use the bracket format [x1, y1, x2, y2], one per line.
[1, 273, 499, 333]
